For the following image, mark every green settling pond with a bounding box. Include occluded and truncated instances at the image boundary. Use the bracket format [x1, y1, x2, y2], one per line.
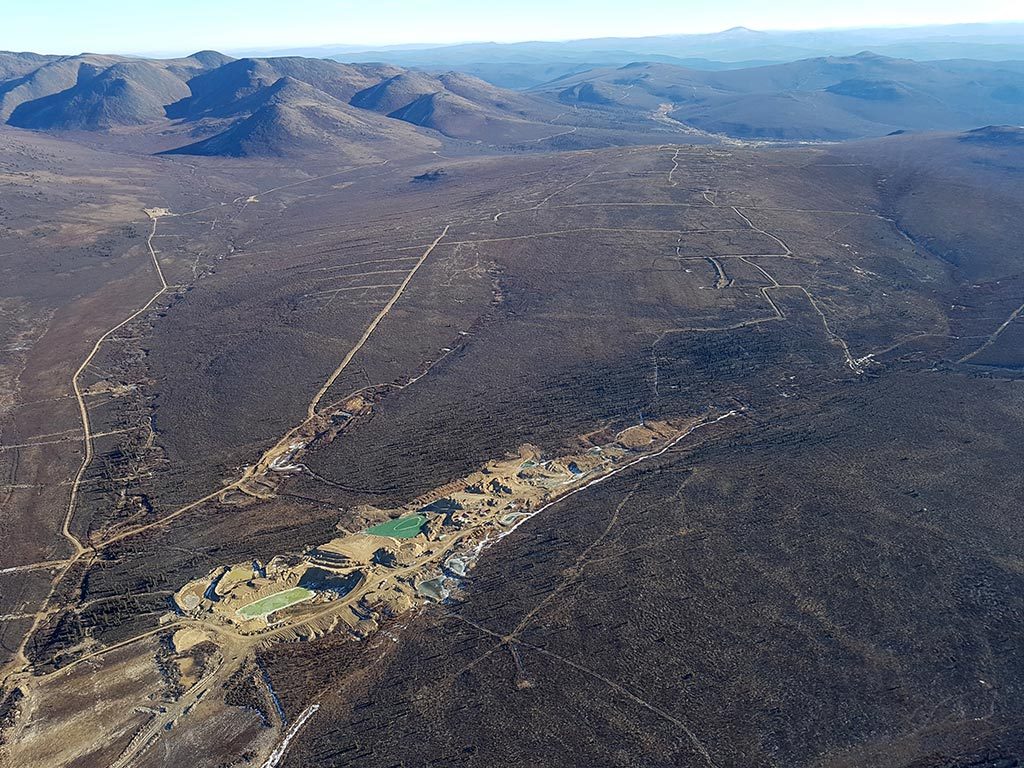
[366, 514, 427, 539]
[237, 586, 314, 619]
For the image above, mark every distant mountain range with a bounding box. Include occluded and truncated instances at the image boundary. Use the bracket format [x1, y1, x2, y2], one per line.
[536, 52, 1024, 140]
[1, 41, 1023, 156]
[231, 23, 1024, 89]
[0, 52, 569, 157]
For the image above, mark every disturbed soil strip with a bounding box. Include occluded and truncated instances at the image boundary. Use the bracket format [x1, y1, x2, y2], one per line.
[956, 299, 1024, 364]
[305, 225, 450, 420]
[668, 147, 683, 187]
[493, 170, 596, 222]
[261, 704, 320, 768]
[61, 212, 168, 556]
[0, 560, 69, 575]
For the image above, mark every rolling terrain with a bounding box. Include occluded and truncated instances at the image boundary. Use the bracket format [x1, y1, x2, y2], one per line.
[0, 51, 605, 154]
[2, 21, 1024, 768]
[4, 47, 1024, 151]
[300, 23, 1024, 88]
[537, 53, 1024, 139]
[1, 109, 1024, 767]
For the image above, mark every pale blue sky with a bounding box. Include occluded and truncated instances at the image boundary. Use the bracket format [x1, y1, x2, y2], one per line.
[3, 0, 1022, 56]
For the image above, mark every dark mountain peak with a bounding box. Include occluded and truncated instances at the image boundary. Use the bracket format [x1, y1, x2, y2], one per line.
[262, 75, 333, 103]
[558, 81, 617, 106]
[225, 57, 272, 75]
[818, 51, 896, 67]
[185, 50, 234, 68]
[959, 124, 1024, 146]
[266, 74, 304, 92]
[350, 71, 442, 113]
[436, 71, 489, 88]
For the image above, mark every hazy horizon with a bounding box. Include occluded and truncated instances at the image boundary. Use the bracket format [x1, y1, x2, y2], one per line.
[2, 0, 1022, 58]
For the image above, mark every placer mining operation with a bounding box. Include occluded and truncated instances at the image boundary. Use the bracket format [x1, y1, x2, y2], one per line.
[173, 416, 720, 641]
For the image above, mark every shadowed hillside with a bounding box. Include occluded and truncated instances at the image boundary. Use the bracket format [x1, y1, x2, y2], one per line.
[352, 70, 563, 140]
[164, 76, 438, 158]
